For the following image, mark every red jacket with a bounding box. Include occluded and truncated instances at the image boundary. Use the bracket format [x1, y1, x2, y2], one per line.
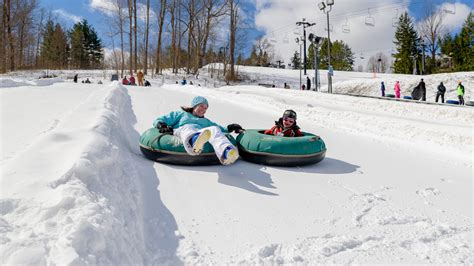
[264, 119, 303, 137]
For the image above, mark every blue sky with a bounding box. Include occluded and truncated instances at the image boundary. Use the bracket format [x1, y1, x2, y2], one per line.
[41, 0, 472, 66]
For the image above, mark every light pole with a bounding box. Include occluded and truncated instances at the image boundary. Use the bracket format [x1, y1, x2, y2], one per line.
[296, 19, 316, 76]
[309, 33, 322, 91]
[296, 37, 303, 90]
[318, 0, 334, 93]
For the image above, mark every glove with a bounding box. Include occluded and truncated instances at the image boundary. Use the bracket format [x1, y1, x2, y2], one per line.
[157, 122, 174, 134]
[227, 123, 243, 133]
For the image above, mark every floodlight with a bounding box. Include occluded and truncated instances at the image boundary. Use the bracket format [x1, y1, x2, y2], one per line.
[326, 0, 334, 6]
[318, 2, 326, 10]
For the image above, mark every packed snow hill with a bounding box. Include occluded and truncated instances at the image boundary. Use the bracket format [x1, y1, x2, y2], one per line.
[0, 68, 473, 264]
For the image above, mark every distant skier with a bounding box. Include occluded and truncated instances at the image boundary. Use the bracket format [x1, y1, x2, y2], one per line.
[457, 81, 465, 105]
[306, 76, 311, 91]
[394, 81, 401, 98]
[153, 96, 243, 165]
[380, 81, 385, 97]
[436, 82, 446, 103]
[264, 110, 303, 137]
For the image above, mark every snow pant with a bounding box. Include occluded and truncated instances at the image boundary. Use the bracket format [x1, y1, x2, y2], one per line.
[435, 92, 445, 103]
[381, 90, 385, 97]
[395, 91, 400, 98]
[138, 78, 143, 86]
[174, 124, 237, 161]
[458, 95, 464, 105]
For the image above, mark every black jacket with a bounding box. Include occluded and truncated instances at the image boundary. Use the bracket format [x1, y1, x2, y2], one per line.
[437, 84, 446, 94]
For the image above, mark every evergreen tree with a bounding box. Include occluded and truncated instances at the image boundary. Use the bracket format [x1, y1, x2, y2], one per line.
[70, 20, 103, 69]
[319, 39, 354, 71]
[40, 20, 68, 69]
[440, 12, 473, 71]
[291, 51, 301, 70]
[453, 12, 473, 71]
[247, 45, 258, 65]
[393, 12, 420, 74]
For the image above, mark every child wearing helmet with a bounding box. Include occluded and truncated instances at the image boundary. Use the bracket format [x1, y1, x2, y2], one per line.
[264, 109, 303, 137]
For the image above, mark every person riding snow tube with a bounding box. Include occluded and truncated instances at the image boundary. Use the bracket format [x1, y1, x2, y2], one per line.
[236, 129, 326, 166]
[139, 127, 237, 165]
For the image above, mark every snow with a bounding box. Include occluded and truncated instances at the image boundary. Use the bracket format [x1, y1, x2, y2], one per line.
[0, 67, 473, 264]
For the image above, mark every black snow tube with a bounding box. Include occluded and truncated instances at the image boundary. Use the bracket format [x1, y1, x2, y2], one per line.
[465, 101, 474, 106]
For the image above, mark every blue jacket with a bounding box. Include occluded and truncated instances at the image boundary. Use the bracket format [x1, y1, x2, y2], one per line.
[153, 110, 227, 132]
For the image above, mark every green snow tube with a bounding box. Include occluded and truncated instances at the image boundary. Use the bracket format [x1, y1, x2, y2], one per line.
[236, 129, 326, 166]
[139, 128, 237, 165]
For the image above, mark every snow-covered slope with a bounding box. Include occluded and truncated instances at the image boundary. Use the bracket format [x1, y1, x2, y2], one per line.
[0, 72, 472, 264]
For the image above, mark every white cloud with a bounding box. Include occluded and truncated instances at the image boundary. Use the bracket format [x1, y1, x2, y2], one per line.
[53, 9, 83, 24]
[438, 2, 472, 31]
[90, 0, 157, 22]
[254, 0, 412, 70]
[89, 0, 118, 16]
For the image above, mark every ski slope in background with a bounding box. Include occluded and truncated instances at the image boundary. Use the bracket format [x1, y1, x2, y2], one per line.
[0, 70, 472, 264]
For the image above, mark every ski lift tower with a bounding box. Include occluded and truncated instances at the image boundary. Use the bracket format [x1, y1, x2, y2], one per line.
[308, 33, 323, 91]
[296, 18, 316, 75]
[318, 0, 335, 93]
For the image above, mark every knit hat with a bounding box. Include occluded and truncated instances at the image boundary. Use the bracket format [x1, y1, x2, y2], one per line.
[282, 109, 297, 120]
[191, 96, 209, 108]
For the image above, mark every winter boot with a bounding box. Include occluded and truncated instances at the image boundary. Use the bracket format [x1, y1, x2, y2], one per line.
[221, 146, 239, 165]
[189, 129, 211, 154]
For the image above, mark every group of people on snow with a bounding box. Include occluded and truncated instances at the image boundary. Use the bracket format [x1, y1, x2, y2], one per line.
[122, 70, 151, 87]
[73, 74, 102, 84]
[153, 96, 303, 165]
[380, 79, 466, 105]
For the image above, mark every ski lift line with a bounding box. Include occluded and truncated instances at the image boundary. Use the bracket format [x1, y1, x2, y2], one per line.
[262, 0, 425, 35]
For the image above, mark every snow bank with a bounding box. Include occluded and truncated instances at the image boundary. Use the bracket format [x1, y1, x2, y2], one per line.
[0, 82, 178, 264]
[0, 77, 63, 87]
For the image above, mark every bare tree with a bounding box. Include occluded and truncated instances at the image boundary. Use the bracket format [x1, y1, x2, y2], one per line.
[144, 0, 150, 74]
[419, 1, 446, 71]
[155, 0, 166, 74]
[127, 0, 133, 75]
[5, 0, 15, 71]
[228, 0, 239, 80]
[133, 0, 137, 72]
[367, 52, 389, 73]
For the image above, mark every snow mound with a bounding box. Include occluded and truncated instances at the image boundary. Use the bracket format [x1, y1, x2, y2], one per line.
[0, 77, 63, 88]
[0, 82, 178, 264]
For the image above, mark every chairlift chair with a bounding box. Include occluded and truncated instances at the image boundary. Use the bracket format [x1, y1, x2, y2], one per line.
[365, 9, 375, 27]
[270, 31, 277, 43]
[342, 18, 350, 33]
[392, 9, 399, 27]
[443, 3, 456, 14]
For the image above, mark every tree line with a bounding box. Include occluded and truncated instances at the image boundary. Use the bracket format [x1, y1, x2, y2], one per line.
[1, 0, 246, 81]
[391, 10, 472, 74]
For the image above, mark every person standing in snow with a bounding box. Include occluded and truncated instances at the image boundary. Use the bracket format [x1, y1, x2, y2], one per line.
[394, 81, 401, 98]
[418, 78, 426, 101]
[457, 81, 465, 105]
[153, 96, 244, 165]
[436, 82, 446, 103]
[73, 74, 78, 83]
[380, 81, 386, 97]
[306, 76, 311, 91]
[137, 70, 144, 86]
[264, 110, 303, 137]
